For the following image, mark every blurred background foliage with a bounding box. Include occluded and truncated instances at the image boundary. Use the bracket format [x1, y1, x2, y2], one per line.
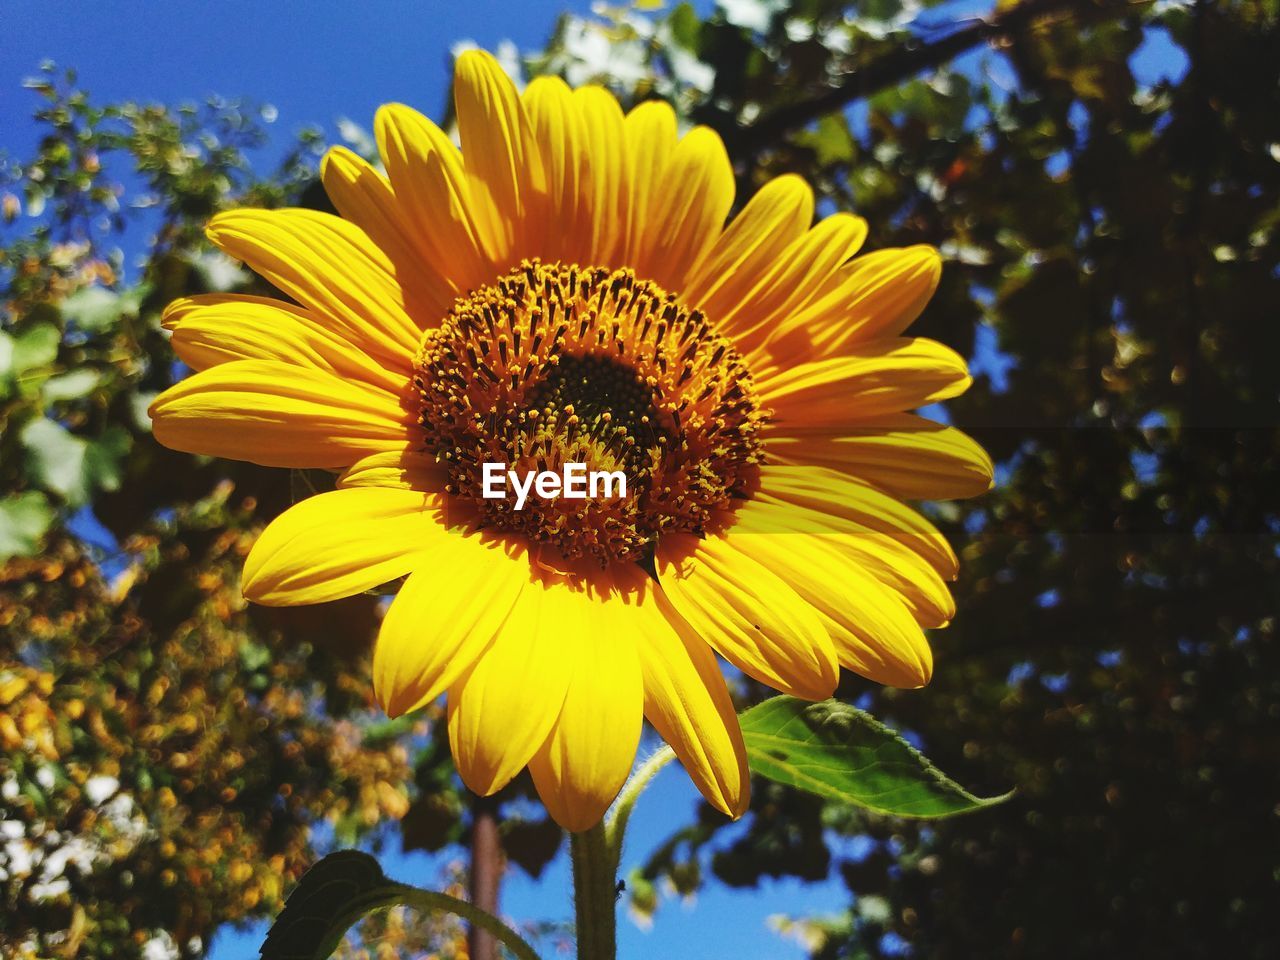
[2, 0, 1278, 957]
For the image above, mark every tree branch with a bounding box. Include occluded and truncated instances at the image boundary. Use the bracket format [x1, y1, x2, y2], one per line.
[729, 0, 1137, 152]
[469, 795, 503, 960]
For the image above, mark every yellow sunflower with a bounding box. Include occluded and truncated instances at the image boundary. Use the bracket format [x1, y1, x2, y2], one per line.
[149, 51, 992, 831]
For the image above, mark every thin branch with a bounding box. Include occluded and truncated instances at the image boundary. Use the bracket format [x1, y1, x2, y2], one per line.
[469, 795, 504, 960]
[729, 0, 1137, 151]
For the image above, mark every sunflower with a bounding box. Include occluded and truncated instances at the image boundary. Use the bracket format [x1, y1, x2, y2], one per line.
[149, 51, 992, 831]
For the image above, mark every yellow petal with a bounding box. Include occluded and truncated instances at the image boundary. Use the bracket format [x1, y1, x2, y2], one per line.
[639, 587, 749, 818]
[149, 359, 408, 469]
[830, 530, 955, 627]
[337, 445, 446, 491]
[241, 487, 442, 605]
[447, 580, 575, 796]
[767, 245, 943, 362]
[206, 208, 421, 366]
[320, 145, 458, 316]
[620, 100, 678, 269]
[161, 291, 278, 328]
[635, 125, 735, 292]
[757, 465, 957, 578]
[718, 212, 869, 347]
[764, 413, 994, 500]
[572, 85, 627, 266]
[683, 174, 814, 311]
[164, 294, 405, 394]
[656, 533, 838, 700]
[528, 585, 644, 831]
[374, 533, 529, 717]
[375, 102, 492, 293]
[454, 49, 546, 264]
[523, 75, 592, 265]
[731, 497, 955, 628]
[759, 336, 971, 425]
[718, 517, 933, 688]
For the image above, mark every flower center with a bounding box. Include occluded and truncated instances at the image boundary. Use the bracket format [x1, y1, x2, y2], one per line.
[414, 260, 767, 567]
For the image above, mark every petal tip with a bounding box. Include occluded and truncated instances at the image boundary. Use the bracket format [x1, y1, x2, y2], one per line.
[455, 47, 509, 90]
[697, 760, 750, 820]
[374, 101, 415, 129]
[204, 210, 247, 250]
[706, 766, 750, 821]
[456, 46, 498, 69]
[523, 74, 571, 99]
[160, 297, 196, 329]
[319, 144, 358, 179]
[374, 683, 408, 720]
[889, 642, 934, 689]
[238, 564, 266, 605]
[557, 803, 610, 835]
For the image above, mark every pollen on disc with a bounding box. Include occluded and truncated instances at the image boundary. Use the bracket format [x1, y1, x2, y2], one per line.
[413, 260, 768, 567]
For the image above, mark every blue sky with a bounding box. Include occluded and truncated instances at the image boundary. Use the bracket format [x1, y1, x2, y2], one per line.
[3, 1, 1190, 957]
[3, 1, 580, 156]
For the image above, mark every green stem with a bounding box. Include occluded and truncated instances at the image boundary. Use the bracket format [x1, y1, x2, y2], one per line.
[605, 745, 675, 863]
[570, 747, 677, 960]
[571, 822, 617, 960]
[404, 888, 540, 960]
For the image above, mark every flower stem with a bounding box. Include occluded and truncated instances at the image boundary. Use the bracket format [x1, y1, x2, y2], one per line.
[571, 821, 617, 960]
[572, 747, 677, 960]
[605, 745, 674, 858]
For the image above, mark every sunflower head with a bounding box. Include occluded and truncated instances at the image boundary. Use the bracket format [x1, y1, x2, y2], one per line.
[149, 50, 993, 831]
[415, 259, 766, 567]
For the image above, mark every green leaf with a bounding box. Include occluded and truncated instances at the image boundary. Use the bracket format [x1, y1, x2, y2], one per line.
[60, 285, 121, 333]
[668, 2, 703, 51]
[19, 419, 130, 506]
[238, 640, 273, 673]
[797, 114, 857, 167]
[118, 282, 152, 314]
[130, 391, 158, 432]
[0, 332, 14, 399]
[0, 330, 14, 378]
[0, 491, 55, 559]
[261, 851, 393, 960]
[740, 697, 1011, 818]
[260, 851, 541, 960]
[42, 368, 102, 402]
[11, 323, 60, 374]
[84, 425, 131, 494]
[21, 418, 90, 504]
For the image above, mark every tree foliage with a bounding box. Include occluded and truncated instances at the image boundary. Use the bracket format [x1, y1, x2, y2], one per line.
[0, 67, 460, 960]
